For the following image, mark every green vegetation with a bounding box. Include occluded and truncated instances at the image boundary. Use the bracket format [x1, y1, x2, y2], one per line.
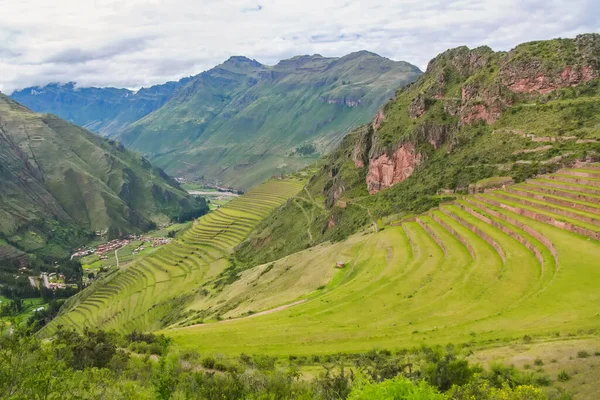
[11, 80, 191, 137]
[168, 167, 600, 362]
[0, 326, 558, 399]
[114, 52, 421, 189]
[238, 34, 600, 264]
[0, 93, 208, 267]
[40, 178, 303, 335]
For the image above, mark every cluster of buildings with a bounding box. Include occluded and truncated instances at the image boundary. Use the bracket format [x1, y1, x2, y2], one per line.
[132, 237, 171, 255]
[71, 235, 172, 260]
[96, 238, 131, 256]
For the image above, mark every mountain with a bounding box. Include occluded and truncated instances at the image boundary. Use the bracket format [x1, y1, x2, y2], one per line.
[10, 78, 192, 137]
[117, 52, 421, 189]
[235, 33, 600, 266]
[11, 52, 422, 189]
[0, 94, 207, 261]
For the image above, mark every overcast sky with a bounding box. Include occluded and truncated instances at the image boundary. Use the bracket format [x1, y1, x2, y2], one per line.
[1, 0, 597, 93]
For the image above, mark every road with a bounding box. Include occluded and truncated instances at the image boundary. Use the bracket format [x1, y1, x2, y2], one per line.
[181, 299, 307, 330]
[187, 191, 239, 197]
[42, 273, 49, 289]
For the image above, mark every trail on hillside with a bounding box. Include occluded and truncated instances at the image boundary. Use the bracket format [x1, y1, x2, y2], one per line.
[293, 198, 314, 244]
[180, 299, 308, 329]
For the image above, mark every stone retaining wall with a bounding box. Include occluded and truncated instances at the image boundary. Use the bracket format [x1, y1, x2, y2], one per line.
[416, 218, 447, 256]
[457, 203, 545, 269]
[430, 213, 475, 260]
[494, 191, 600, 227]
[475, 195, 600, 241]
[508, 188, 600, 216]
[440, 207, 506, 263]
[465, 198, 558, 265]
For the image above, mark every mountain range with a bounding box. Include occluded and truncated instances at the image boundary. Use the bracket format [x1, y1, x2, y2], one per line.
[0, 93, 206, 261]
[12, 52, 422, 189]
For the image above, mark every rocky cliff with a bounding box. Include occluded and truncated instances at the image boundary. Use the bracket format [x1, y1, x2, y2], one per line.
[356, 33, 600, 194]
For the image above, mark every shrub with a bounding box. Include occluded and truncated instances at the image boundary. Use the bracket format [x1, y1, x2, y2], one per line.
[201, 356, 216, 369]
[557, 371, 571, 382]
[347, 374, 445, 400]
[534, 358, 544, 366]
[577, 350, 590, 358]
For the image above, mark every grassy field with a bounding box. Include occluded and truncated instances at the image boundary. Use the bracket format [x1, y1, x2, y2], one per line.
[166, 165, 600, 358]
[41, 178, 304, 336]
[0, 297, 47, 327]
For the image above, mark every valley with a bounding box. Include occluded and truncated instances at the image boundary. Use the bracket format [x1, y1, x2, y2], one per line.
[2, 29, 600, 399]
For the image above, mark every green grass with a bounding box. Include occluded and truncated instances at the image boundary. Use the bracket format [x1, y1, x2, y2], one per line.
[0, 297, 48, 327]
[164, 168, 600, 356]
[40, 178, 304, 336]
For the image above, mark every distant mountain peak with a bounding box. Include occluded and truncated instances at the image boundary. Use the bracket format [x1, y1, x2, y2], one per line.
[223, 56, 263, 67]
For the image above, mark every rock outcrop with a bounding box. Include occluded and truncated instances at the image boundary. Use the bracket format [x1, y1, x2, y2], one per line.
[366, 144, 422, 194]
[351, 34, 600, 196]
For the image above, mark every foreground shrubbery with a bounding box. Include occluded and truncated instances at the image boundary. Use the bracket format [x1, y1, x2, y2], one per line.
[0, 325, 556, 399]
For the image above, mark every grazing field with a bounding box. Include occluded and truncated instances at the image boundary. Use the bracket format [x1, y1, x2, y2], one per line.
[41, 179, 303, 336]
[167, 165, 600, 356]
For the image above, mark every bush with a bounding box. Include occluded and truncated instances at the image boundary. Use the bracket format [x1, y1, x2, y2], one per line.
[534, 358, 544, 366]
[201, 356, 216, 369]
[557, 371, 571, 382]
[577, 350, 590, 358]
[348, 374, 445, 400]
[449, 378, 546, 400]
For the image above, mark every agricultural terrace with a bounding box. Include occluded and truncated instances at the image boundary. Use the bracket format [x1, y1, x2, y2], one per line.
[41, 179, 303, 336]
[167, 165, 600, 355]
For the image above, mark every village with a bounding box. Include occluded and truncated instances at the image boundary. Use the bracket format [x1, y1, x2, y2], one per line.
[71, 235, 172, 261]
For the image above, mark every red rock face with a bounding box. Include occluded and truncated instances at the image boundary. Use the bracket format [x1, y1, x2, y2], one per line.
[372, 109, 385, 131]
[503, 65, 597, 94]
[461, 103, 502, 124]
[366, 144, 422, 194]
[327, 215, 336, 229]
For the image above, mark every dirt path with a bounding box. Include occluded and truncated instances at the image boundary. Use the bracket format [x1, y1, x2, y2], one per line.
[303, 187, 324, 210]
[294, 198, 314, 244]
[181, 299, 307, 330]
[115, 249, 120, 268]
[188, 191, 239, 197]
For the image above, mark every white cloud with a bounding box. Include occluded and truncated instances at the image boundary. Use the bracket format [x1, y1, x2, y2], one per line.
[0, 0, 597, 93]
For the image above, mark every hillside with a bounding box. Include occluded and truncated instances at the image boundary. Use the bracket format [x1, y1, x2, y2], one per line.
[10, 79, 191, 137]
[235, 33, 600, 266]
[168, 165, 600, 356]
[109, 52, 420, 188]
[40, 178, 304, 335]
[0, 94, 207, 262]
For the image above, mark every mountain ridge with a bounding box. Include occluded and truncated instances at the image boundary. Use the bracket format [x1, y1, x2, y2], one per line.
[0, 93, 207, 262]
[11, 51, 422, 189]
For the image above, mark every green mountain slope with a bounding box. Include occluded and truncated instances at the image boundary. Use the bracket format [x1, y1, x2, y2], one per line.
[0, 94, 207, 260]
[40, 178, 303, 336]
[116, 52, 422, 189]
[168, 165, 600, 355]
[235, 33, 600, 266]
[10, 79, 191, 137]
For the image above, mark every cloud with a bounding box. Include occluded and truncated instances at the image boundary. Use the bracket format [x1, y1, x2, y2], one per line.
[44, 36, 155, 64]
[1, 0, 598, 94]
[242, 4, 263, 12]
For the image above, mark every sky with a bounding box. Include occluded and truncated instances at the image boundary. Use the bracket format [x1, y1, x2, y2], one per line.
[1, 0, 598, 93]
